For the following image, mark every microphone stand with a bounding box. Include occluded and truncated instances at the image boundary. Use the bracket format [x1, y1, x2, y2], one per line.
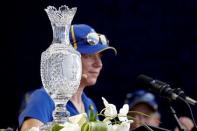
[169, 104, 186, 131]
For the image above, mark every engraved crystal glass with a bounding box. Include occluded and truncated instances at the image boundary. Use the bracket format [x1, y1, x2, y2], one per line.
[40, 5, 82, 128]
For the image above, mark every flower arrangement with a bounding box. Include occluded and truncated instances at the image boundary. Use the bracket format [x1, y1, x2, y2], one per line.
[99, 97, 133, 131]
[27, 97, 154, 131]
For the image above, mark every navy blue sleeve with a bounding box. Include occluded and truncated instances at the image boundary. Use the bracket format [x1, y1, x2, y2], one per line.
[18, 88, 55, 127]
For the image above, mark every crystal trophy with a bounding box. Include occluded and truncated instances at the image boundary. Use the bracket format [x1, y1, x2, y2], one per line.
[40, 5, 82, 129]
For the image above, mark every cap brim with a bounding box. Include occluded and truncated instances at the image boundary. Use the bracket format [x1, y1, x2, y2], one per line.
[97, 46, 117, 55]
[76, 41, 117, 55]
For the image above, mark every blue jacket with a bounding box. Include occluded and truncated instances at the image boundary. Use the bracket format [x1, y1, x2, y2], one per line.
[19, 88, 97, 127]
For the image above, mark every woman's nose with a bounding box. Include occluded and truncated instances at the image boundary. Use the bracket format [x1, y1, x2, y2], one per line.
[94, 56, 103, 67]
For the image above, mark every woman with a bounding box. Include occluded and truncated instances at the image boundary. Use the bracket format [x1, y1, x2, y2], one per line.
[19, 24, 117, 131]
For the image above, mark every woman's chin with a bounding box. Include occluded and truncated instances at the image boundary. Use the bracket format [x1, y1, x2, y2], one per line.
[86, 79, 97, 86]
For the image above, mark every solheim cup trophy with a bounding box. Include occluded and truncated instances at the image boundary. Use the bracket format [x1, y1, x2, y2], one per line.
[40, 5, 82, 129]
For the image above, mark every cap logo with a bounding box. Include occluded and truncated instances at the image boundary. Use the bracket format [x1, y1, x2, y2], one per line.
[71, 25, 77, 49]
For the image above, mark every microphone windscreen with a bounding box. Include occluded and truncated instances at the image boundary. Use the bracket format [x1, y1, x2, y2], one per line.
[136, 74, 154, 89]
[137, 74, 153, 83]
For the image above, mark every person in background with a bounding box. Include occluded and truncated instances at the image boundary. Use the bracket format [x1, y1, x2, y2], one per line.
[19, 24, 117, 131]
[125, 89, 195, 131]
[125, 90, 161, 129]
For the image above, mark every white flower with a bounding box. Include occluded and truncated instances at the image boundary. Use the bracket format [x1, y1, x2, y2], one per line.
[60, 122, 80, 131]
[118, 104, 129, 122]
[111, 124, 119, 131]
[114, 122, 130, 131]
[107, 123, 130, 131]
[102, 97, 133, 131]
[68, 113, 87, 127]
[102, 97, 117, 118]
[27, 127, 39, 131]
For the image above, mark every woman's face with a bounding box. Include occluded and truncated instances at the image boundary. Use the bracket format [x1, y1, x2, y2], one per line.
[80, 53, 103, 87]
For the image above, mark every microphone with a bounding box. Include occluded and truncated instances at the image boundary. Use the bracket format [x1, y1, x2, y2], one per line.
[137, 74, 197, 105]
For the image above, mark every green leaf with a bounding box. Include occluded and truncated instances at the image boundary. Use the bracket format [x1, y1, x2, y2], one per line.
[81, 123, 90, 131]
[82, 121, 108, 131]
[89, 105, 96, 122]
[51, 124, 64, 131]
[89, 121, 108, 131]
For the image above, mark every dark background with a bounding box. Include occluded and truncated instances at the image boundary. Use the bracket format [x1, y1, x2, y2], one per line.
[1, 0, 197, 129]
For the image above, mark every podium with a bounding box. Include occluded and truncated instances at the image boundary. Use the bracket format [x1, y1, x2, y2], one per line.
[132, 125, 172, 131]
